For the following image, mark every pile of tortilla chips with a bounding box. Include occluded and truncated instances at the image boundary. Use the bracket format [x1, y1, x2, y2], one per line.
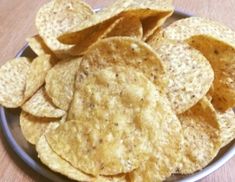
[0, 0, 234, 181]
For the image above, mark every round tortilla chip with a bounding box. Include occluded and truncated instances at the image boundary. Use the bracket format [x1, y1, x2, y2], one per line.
[148, 39, 214, 113]
[20, 111, 59, 145]
[163, 17, 235, 111]
[24, 54, 55, 99]
[0, 57, 30, 108]
[37, 135, 94, 181]
[58, 0, 173, 45]
[77, 37, 166, 92]
[64, 66, 181, 178]
[22, 87, 66, 118]
[163, 17, 235, 47]
[187, 35, 235, 112]
[176, 98, 221, 174]
[45, 57, 81, 111]
[37, 132, 127, 182]
[35, 0, 93, 58]
[27, 35, 56, 57]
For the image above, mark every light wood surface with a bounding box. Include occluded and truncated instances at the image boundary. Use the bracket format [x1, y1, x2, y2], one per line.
[0, 0, 234, 181]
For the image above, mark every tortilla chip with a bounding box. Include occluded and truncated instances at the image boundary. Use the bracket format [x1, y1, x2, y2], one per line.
[35, 0, 93, 58]
[22, 88, 66, 118]
[215, 108, 235, 147]
[37, 130, 127, 182]
[187, 35, 235, 112]
[65, 66, 181, 178]
[58, 0, 173, 46]
[69, 16, 143, 55]
[104, 16, 143, 39]
[37, 135, 94, 181]
[27, 35, 56, 57]
[148, 39, 214, 113]
[20, 111, 59, 145]
[176, 98, 221, 174]
[163, 17, 235, 111]
[45, 57, 81, 111]
[24, 54, 55, 99]
[77, 37, 166, 92]
[0, 57, 30, 108]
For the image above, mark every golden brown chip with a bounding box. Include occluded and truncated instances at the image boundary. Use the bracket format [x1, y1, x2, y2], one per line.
[58, 0, 173, 46]
[27, 35, 56, 57]
[0, 57, 30, 108]
[148, 39, 214, 113]
[69, 16, 143, 55]
[22, 88, 66, 118]
[187, 35, 235, 112]
[176, 98, 221, 174]
[20, 111, 59, 145]
[37, 135, 95, 181]
[24, 54, 55, 99]
[35, 0, 93, 58]
[45, 58, 81, 111]
[77, 37, 166, 92]
[65, 66, 181, 179]
[104, 16, 143, 39]
[163, 17, 235, 111]
[37, 126, 127, 182]
[215, 108, 235, 147]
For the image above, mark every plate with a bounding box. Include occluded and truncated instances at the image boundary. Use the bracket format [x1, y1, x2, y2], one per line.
[0, 10, 234, 182]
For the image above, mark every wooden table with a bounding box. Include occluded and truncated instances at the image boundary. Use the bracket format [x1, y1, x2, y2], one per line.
[0, 0, 234, 181]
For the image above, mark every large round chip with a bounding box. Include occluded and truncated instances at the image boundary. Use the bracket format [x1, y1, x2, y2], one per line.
[176, 98, 221, 174]
[22, 88, 66, 118]
[36, 0, 93, 58]
[163, 17, 235, 111]
[24, 54, 55, 99]
[148, 39, 214, 113]
[58, 0, 173, 45]
[45, 58, 81, 111]
[0, 57, 30, 108]
[48, 66, 181, 178]
[77, 37, 166, 92]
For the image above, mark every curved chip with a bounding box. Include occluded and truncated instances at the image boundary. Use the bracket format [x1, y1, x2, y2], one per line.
[58, 0, 173, 46]
[20, 111, 59, 145]
[104, 16, 143, 39]
[216, 108, 235, 147]
[22, 88, 66, 118]
[163, 17, 235, 111]
[69, 16, 143, 55]
[163, 17, 235, 47]
[176, 98, 221, 174]
[37, 135, 94, 181]
[45, 58, 81, 111]
[35, 0, 93, 58]
[148, 39, 214, 113]
[64, 66, 181, 178]
[27, 35, 56, 57]
[77, 37, 166, 92]
[25, 54, 55, 99]
[0, 57, 30, 108]
[37, 130, 127, 182]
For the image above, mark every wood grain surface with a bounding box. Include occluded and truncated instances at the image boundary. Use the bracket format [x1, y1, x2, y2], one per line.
[0, 0, 234, 181]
